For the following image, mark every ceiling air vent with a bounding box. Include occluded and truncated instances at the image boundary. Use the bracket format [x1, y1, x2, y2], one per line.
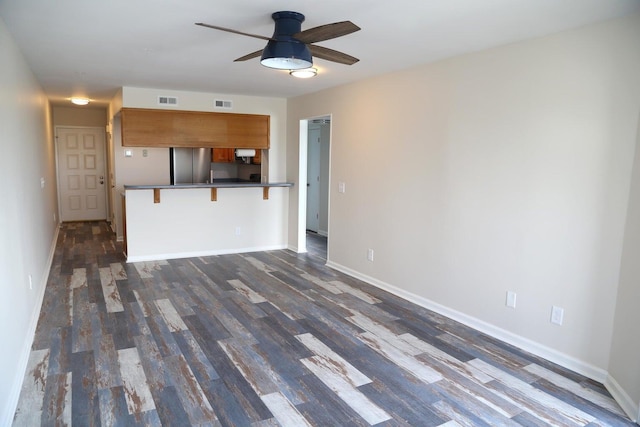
[158, 96, 178, 106]
[214, 99, 233, 110]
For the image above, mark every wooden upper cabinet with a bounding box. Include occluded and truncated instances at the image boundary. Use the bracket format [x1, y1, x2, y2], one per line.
[121, 108, 270, 148]
[252, 149, 262, 165]
[212, 148, 235, 163]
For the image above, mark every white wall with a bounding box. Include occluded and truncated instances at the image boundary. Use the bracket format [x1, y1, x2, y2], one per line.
[288, 13, 640, 385]
[108, 89, 125, 235]
[0, 17, 59, 425]
[52, 106, 107, 128]
[608, 113, 640, 420]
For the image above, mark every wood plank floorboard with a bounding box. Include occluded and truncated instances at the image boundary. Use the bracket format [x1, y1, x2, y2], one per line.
[13, 221, 635, 426]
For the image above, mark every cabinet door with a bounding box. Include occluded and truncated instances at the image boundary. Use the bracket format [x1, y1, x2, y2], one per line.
[121, 108, 270, 148]
[212, 148, 234, 163]
[252, 149, 262, 165]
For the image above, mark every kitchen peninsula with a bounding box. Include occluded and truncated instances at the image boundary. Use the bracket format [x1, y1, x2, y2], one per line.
[115, 101, 293, 262]
[123, 181, 293, 262]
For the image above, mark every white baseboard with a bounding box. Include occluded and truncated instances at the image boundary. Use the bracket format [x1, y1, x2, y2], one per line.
[287, 244, 307, 254]
[605, 374, 639, 422]
[3, 225, 59, 427]
[326, 260, 609, 384]
[126, 244, 288, 263]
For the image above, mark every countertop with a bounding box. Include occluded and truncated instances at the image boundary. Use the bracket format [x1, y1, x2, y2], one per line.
[124, 181, 294, 190]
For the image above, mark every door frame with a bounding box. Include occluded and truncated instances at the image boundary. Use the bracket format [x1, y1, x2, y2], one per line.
[55, 125, 109, 222]
[297, 114, 332, 256]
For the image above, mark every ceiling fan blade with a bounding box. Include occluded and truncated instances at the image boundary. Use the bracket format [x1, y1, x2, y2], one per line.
[234, 49, 263, 62]
[195, 23, 272, 41]
[309, 45, 359, 65]
[294, 21, 360, 44]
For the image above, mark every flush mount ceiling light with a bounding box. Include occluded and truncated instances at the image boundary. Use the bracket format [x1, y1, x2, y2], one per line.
[71, 97, 90, 105]
[289, 67, 317, 78]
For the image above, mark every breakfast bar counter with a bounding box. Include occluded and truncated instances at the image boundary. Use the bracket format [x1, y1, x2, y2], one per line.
[123, 182, 294, 262]
[125, 182, 293, 203]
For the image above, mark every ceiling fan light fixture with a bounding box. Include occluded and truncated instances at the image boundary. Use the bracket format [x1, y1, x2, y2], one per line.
[260, 40, 312, 70]
[71, 97, 90, 106]
[198, 10, 360, 69]
[289, 67, 317, 78]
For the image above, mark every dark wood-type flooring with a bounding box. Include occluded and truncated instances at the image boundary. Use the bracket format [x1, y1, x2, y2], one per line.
[13, 221, 635, 426]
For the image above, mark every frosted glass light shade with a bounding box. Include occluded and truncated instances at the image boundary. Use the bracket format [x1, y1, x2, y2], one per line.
[290, 68, 317, 78]
[71, 97, 90, 105]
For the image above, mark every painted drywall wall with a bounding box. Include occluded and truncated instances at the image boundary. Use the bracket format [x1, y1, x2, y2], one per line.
[608, 113, 640, 420]
[106, 89, 123, 227]
[52, 106, 107, 127]
[0, 17, 59, 425]
[288, 13, 640, 380]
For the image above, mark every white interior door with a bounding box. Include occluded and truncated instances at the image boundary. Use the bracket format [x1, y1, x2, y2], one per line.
[306, 127, 321, 232]
[57, 127, 107, 221]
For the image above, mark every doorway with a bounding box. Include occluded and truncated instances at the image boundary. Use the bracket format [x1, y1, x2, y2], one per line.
[56, 126, 107, 221]
[304, 117, 330, 258]
[306, 125, 321, 233]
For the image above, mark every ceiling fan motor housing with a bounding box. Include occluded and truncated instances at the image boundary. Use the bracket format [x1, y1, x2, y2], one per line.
[260, 11, 313, 69]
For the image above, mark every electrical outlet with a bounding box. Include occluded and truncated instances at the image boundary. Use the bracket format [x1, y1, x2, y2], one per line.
[367, 248, 374, 262]
[235, 226, 242, 236]
[338, 182, 346, 193]
[551, 306, 564, 325]
[506, 291, 517, 308]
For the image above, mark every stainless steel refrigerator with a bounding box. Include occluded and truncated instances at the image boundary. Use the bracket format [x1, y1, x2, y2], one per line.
[170, 147, 212, 184]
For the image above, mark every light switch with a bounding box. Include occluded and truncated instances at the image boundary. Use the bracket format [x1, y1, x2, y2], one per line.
[506, 291, 516, 308]
[124, 149, 133, 157]
[338, 182, 346, 193]
[551, 306, 564, 325]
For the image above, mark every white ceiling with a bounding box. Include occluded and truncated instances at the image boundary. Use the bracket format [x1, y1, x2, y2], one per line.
[1, 0, 638, 106]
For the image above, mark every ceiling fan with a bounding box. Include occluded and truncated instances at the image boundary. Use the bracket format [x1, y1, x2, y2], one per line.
[196, 11, 360, 70]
